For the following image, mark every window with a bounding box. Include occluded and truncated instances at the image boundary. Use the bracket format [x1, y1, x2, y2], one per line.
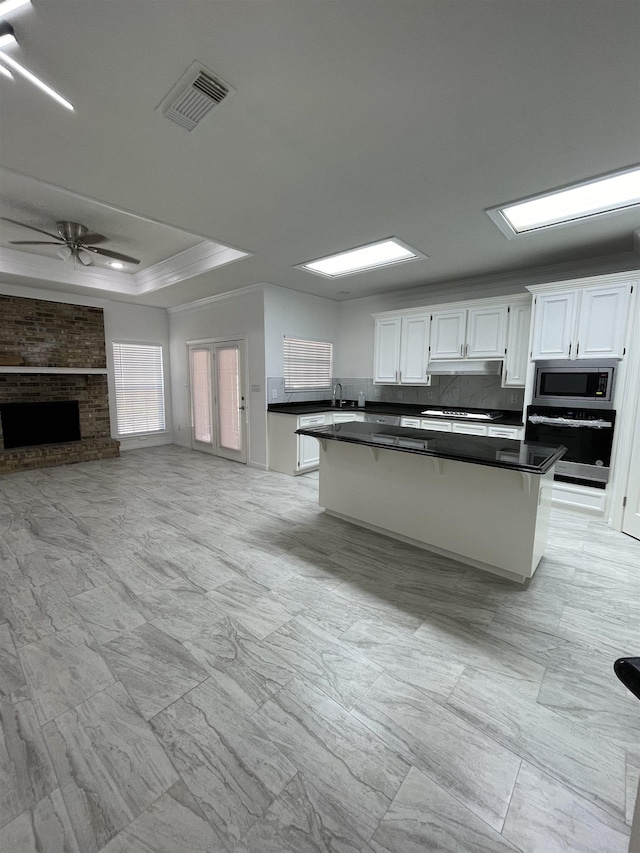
[112, 342, 166, 435]
[283, 337, 333, 391]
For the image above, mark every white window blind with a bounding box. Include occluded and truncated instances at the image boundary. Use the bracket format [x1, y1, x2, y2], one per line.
[283, 337, 333, 391]
[113, 342, 166, 435]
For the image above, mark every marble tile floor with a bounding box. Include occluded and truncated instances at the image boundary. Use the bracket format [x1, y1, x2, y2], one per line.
[0, 445, 638, 853]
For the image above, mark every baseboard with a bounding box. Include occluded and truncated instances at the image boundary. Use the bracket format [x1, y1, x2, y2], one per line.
[118, 435, 173, 451]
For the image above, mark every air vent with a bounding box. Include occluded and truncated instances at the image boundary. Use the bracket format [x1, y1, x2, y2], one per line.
[157, 62, 233, 131]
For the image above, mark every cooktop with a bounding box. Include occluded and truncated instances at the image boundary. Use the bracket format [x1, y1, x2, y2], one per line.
[421, 409, 503, 421]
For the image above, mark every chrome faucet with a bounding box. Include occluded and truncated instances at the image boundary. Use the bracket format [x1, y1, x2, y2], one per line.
[332, 382, 343, 408]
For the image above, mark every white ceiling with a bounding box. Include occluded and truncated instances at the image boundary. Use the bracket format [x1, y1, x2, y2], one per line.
[0, 0, 638, 308]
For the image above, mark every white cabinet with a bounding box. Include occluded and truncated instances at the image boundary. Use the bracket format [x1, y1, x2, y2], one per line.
[374, 314, 430, 384]
[400, 315, 431, 384]
[466, 305, 508, 359]
[503, 302, 531, 387]
[269, 411, 331, 476]
[531, 284, 631, 361]
[401, 417, 422, 428]
[332, 411, 365, 423]
[297, 413, 327, 471]
[373, 317, 402, 383]
[452, 422, 488, 436]
[429, 309, 467, 360]
[429, 305, 507, 361]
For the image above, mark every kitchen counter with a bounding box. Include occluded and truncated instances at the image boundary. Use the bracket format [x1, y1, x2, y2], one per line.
[295, 421, 564, 474]
[295, 422, 565, 583]
[269, 400, 524, 426]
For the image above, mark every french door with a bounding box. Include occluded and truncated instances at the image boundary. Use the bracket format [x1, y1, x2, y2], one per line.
[188, 340, 247, 463]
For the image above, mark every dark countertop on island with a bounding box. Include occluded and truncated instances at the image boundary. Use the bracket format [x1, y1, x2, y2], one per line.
[269, 401, 525, 426]
[295, 421, 565, 474]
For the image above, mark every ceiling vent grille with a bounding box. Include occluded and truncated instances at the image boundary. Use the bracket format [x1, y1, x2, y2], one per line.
[158, 62, 233, 131]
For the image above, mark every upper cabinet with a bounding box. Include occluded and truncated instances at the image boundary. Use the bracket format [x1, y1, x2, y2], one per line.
[530, 283, 631, 361]
[429, 305, 507, 361]
[373, 314, 431, 384]
[503, 302, 531, 387]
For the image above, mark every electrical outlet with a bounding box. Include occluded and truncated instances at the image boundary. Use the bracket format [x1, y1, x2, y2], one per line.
[510, 393, 519, 405]
[374, 387, 382, 397]
[272, 390, 278, 399]
[426, 390, 433, 400]
[397, 389, 403, 399]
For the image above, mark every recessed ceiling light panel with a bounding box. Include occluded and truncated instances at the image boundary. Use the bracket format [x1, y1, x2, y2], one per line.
[0, 0, 31, 17]
[297, 237, 426, 278]
[487, 164, 640, 238]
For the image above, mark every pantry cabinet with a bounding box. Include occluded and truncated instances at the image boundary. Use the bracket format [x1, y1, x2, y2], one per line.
[530, 283, 631, 361]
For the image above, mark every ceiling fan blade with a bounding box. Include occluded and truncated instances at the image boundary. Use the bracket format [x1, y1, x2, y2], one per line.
[9, 240, 65, 245]
[78, 233, 106, 244]
[1, 217, 63, 241]
[85, 246, 141, 265]
[77, 252, 93, 266]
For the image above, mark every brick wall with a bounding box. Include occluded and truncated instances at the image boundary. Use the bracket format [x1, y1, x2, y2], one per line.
[0, 295, 119, 470]
[0, 295, 106, 368]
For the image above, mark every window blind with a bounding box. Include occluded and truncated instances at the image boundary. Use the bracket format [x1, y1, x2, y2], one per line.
[112, 342, 166, 435]
[283, 337, 333, 391]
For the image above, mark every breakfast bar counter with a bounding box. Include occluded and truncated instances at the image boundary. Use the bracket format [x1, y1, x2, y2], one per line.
[295, 421, 565, 583]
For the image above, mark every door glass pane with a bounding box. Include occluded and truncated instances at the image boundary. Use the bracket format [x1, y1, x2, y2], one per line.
[190, 349, 212, 444]
[217, 346, 241, 451]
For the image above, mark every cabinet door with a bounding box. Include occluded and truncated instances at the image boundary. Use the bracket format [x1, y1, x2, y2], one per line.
[401, 417, 422, 428]
[420, 418, 453, 432]
[373, 317, 402, 383]
[452, 422, 488, 436]
[530, 291, 578, 359]
[466, 305, 507, 358]
[575, 284, 631, 359]
[503, 302, 531, 387]
[429, 310, 467, 360]
[400, 315, 430, 384]
[298, 433, 320, 469]
[487, 425, 523, 440]
[332, 412, 358, 423]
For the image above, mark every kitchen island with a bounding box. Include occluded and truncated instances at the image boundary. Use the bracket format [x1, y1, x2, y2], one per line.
[295, 421, 565, 583]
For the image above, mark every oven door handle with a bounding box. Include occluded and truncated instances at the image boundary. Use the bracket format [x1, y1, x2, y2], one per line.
[528, 415, 613, 428]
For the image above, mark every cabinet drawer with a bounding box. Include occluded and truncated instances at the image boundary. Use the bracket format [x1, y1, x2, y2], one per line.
[487, 425, 523, 440]
[298, 414, 327, 427]
[421, 418, 453, 432]
[401, 417, 422, 428]
[452, 422, 488, 436]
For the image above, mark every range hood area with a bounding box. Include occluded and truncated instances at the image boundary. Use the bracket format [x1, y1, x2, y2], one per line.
[427, 360, 503, 376]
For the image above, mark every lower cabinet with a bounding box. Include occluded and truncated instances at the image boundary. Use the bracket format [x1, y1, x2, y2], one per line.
[401, 417, 524, 440]
[268, 410, 364, 475]
[452, 422, 488, 436]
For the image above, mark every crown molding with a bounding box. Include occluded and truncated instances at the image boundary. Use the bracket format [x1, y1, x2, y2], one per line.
[168, 283, 266, 314]
[134, 241, 250, 294]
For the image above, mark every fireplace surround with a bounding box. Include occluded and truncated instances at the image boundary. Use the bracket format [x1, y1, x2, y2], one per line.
[0, 295, 120, 474]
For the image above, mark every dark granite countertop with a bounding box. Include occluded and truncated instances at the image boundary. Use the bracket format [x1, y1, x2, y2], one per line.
[295, 421, 565, 474]
[269, 400, 524, 426]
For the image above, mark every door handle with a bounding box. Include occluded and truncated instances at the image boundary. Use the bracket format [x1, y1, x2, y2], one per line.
[238, 406, 245, 410]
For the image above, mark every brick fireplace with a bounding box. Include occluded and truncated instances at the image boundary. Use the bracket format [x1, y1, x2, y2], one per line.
[0, 294, 120, 474]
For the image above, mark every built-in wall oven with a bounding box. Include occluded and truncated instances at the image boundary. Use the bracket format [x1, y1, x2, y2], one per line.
[525, 405, 616, 488]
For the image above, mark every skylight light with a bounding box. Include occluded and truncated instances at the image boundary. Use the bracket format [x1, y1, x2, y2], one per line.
[487, 165, 640, 238]
[297, 238, 425, 278]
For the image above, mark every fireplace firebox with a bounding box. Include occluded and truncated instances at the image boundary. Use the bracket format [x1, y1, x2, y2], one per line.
[0, 400, 81, 449]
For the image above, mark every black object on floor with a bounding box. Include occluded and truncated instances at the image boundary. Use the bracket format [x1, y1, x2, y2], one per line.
[614, 657, 640, 701]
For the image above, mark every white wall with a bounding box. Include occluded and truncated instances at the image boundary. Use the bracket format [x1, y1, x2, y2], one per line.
[0, 281, 172, 451]
[168, 286, 267, 468]
[263, 284, 339, 378]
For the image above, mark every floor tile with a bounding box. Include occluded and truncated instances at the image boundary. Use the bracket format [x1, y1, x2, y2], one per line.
[264, 615, 382, 709]
[0, 788, 80, 852]
[0, 622, 27, 702]
[72, 580, 150, 644]
[351, 671, 521, 832]
[502, 761, 629, 853]
[370, 766, 519, 853]
[184, 617, 296, 709]
[150, 676, 297, 850]
[43, 682, 178, 853]
[205, 577, 294, 640]
[253, 676, 410, 841]
[101, 622, 209, 719]
[0, 699, 57, 829]
[0, 577, 81, 647]
[100, 780, 223, 853]
[139, 578, 225, 641]
[235, 772, 375, 853]
[18, 623, 115, 724]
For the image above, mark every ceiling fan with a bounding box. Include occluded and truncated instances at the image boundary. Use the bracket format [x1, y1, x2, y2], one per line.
[1, 217, 141, 266]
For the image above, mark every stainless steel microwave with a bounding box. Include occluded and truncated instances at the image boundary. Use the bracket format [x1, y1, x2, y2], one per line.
[532, 359, 616, 408]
